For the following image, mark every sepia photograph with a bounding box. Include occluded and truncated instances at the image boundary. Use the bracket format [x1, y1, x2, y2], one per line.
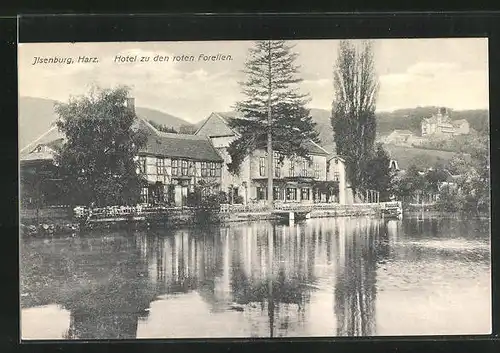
[18, 38, 491, 340]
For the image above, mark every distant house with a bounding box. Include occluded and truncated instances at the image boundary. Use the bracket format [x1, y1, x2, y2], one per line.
[451, 119, 470, 135]
[20, 127, 66, 207]
[195, 112, 351, 204]
[383, 143, 462, 174]
[421, 107, 469, 137]
[384, 130, 415, 145]
[388, 159, 400, 172]
[438, 170, 461, 192]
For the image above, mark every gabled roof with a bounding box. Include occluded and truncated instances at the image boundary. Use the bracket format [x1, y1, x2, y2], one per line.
[451, 119, 468, 126]
[19, 125, 65, 156]
[391, 129, 414, 135]
[302, 139, 330, 156]
[196, 111, 330, 156]
[20, 116, 223, 163]
[194, 112, 239, 137]
[133, 117, 223, 161]
[20, 149, 57, 162]
[327, 154, 345, 163]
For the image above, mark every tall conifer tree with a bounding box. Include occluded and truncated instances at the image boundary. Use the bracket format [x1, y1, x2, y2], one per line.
[227, 40, 319, 207]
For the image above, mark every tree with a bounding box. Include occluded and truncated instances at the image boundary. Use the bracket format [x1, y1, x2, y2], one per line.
[449, 137, 490, 213]
[331, 40, 379, 195]
[179, 124, 197, 134]
[226, 40, 319, 207]
[363, 143, 392, 201]
[392, 165, 427, 202]
[148, 120, 178, 133]
[54, 86, 147, 207]
[425, 163, 449, 194]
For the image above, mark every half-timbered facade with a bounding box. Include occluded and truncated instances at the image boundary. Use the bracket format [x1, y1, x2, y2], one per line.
[195, 112, 350, 204]
[133, 118, 223, 206]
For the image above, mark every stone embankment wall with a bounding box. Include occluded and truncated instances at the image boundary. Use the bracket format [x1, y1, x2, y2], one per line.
[20, 203, 388, 237]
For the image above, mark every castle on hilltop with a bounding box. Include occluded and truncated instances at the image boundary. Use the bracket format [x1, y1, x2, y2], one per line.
[421, 107, 469, 137]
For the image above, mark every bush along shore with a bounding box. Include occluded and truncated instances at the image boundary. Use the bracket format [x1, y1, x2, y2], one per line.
[20, 204, 223, 237]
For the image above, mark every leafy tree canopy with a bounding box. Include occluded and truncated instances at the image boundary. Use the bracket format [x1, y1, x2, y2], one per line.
[179, 124, 197, 135]
[331, 40, 379, 194]
[148, 120, 178, 133]
[54, 85, 147, 207]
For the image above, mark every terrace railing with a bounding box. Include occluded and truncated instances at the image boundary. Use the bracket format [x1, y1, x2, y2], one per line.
[219, 202, 386, 214]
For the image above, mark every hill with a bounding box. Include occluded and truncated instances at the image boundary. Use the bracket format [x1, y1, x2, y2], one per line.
[307, 106, 489, 148]
[376, 106, 489, 136]
[382, 143, 463, 171]
[134, 106, 191, 130]
[19, 96, 193, 151]
[309, 108, 335, 153]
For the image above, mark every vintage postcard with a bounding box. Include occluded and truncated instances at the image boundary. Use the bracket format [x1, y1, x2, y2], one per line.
[18, 38, 491, 339]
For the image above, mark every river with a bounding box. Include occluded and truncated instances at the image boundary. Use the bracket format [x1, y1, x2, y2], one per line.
[20, 214, 491, 339]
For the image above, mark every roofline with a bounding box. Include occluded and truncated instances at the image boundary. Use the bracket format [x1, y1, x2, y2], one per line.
[195, 112, 241, 137]
[137, 151, 223, 162]
[328, 155, 346, 162]
[20, 125, 58, 153]
[214, 112, 240, 137]
[138, 117, 161, 135]
[308, 140, 330, 155]
[193, 115, 212, 135]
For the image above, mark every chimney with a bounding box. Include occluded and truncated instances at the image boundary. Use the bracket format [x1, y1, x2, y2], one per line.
[126, 97, 135, 113]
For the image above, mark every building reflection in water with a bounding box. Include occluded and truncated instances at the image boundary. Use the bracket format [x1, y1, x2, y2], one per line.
[21, 216, 404, 339]
[140, 217, 387, 338]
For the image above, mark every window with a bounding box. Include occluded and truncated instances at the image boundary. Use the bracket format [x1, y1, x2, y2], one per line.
[216, 163, 222, 177]
[138, 156, 146, 174]
[171, 159, 178, 176]
[181, 160, 188, 176]
[188, 161, 195, 176]
[289, 160, 295, 177]
[334, 172, 340, 182]
[301, 188, 310, 200]
[257, 187, 267, 200]
[140, 187, 148, 203]
[273, 187, 280, 201]
[259, 157, 266, 177]
[302, 159, 308, 177]
[201, 162, 208, 177]
[286, 188, 297, 201]
[210, 162, 217, 177]
[273, 151, 282, 178]
[156, 158, 165, 175]
[314, 163, 320, 179]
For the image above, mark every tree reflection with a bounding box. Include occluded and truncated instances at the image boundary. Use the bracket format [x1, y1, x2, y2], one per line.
[22, 217, 394, 339]
[334, 218, 379, 336]
[19, 234, 157, 340]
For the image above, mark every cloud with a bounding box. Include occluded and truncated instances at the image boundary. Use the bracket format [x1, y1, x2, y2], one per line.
[378, 62, 488, 111]
[406, 62, 461, 77]
[18, 45, 243, 122]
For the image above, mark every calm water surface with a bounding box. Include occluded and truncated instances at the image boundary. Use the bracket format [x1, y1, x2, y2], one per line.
[20, 215, 491, 339]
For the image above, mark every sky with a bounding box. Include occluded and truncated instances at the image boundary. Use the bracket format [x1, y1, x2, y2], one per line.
[18, 38, 489, 124]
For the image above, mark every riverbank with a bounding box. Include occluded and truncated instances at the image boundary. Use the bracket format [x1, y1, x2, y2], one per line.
[20, 202, 398, 237]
